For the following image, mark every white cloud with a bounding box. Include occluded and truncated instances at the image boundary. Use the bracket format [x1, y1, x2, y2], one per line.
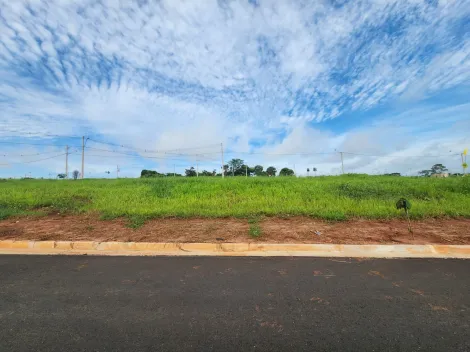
[1, 0, 470, 177]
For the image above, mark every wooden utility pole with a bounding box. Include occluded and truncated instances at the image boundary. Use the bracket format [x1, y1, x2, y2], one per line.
[81, 136, 85, 179]
[221, 143, 224, 178]
[65, 145, 69, 179]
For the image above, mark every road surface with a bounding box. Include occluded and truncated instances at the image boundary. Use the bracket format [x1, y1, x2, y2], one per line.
[0, 255, 469, 351]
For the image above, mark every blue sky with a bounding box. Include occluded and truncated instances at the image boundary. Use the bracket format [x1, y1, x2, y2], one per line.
[0, 0, 469, 177]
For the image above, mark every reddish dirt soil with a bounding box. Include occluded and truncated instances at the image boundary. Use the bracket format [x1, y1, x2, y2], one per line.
[0, 215, 469, 244]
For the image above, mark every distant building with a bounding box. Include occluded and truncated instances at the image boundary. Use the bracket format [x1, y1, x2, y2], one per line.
[430, 173, 449, 178]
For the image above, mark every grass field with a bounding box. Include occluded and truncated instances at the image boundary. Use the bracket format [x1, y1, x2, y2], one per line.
[1, 175, 469, 224]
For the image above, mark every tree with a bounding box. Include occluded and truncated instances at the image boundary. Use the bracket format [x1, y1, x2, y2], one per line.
[254, 165, 264, 176]
[185, 167, 197, 177]
[279, 167, 295, 176]
[313, 167, 317, 176]
[200, 170, 216, 176]
[419, 164, 448, 177]
[266, 166, 277, 177]
[223, 164, 229, 177]
[430, 164, 448, 174]
[307, 168, 310, 177]
[418, 169, 432, 177]
[237, 164, 255, 176]
[141, 169, 164, 178]
[72, 170, 80, 180]
[228, 158, 244, 176]
[57, 173, 66, 179]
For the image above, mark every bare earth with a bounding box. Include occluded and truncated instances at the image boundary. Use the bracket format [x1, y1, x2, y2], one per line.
[1, 215, 469, 244]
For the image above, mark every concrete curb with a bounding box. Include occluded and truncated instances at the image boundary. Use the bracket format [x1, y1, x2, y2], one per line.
[0, 240, 469, 258]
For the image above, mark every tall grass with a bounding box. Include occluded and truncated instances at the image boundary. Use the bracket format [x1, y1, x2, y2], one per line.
[1, 175, 469, 220]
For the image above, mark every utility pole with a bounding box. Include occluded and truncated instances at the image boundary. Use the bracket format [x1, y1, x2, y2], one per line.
[65, 145, 69, 179]
[81, 136, 85, 179]
[221, 143, 224, 178]
[246, 165, 248, 178]
[340, 152, 344, 174]
[462, 153, 467, 176]
[116, 165, 120, 179]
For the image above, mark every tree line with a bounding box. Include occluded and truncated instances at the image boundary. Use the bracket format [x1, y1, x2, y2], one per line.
[141, 158, 301, 178]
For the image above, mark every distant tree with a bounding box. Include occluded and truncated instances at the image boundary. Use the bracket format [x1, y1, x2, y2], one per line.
[185, 167, 197, 177]
[254, 165, 264, 176]
[228, 158, 244, 176]
[140, 169, 164, 178]
[419, 164, 448, 177]
[307, 168, 310, 177]
[418, 170, 432, 177]
[57, 173, 66, 179]
[266, 166, 277, 177]
[72, 170, 80, 180]
[313, 167, 317, 176]
[430, 164, 448, 174]
[200, 170, 215, 176]
[279, 167, 295, 176]
[237, 164, 255, 176]
[223, 164, 230, 177]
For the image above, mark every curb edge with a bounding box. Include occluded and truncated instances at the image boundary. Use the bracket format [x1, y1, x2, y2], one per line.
[0, 241, 469, 258]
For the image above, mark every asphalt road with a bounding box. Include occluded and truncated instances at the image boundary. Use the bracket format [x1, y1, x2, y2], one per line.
[0, 255, 469, 352]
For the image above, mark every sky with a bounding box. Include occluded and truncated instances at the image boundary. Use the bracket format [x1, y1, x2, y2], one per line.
[0, 0, 469, 178]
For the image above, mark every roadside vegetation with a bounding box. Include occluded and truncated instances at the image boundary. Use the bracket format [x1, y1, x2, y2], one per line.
[1, 175, 469, 223]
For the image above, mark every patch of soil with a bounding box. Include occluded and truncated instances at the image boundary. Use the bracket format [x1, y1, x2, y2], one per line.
[0, 215, 469, 244]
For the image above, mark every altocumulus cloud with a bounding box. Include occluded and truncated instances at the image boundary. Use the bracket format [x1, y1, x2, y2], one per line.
[0, 0, 470, 176]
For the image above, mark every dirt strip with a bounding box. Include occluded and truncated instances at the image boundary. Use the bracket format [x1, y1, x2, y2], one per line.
[1, 215, 469, 245]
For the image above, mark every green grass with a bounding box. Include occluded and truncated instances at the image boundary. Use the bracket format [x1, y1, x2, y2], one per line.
[0, 176, 469, 222]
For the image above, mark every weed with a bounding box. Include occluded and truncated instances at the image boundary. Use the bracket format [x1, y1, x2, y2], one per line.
[396, 198, 413, 235]
[127, 215, 147, 229]
[249, 222, 262, 238]
[248, 216, 262, 238]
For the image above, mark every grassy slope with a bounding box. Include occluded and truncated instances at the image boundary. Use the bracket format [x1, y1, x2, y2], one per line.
[1, 176, 469, 221]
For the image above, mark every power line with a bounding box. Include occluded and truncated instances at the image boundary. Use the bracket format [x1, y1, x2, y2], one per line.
[85, 153, 220, 163]
[0, 133, 84, 139]
[87, 138, 221, 153]
[341, 151, 461, 158]
[223, 151, 337, 156]
[0, 141, 81, 147]
[0, 152, 73, 166]
[0, 150, 78, 157]
[85, 147, 218, 161]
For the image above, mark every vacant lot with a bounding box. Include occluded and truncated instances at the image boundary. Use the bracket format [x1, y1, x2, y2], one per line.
[1, 176, 469, 221]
